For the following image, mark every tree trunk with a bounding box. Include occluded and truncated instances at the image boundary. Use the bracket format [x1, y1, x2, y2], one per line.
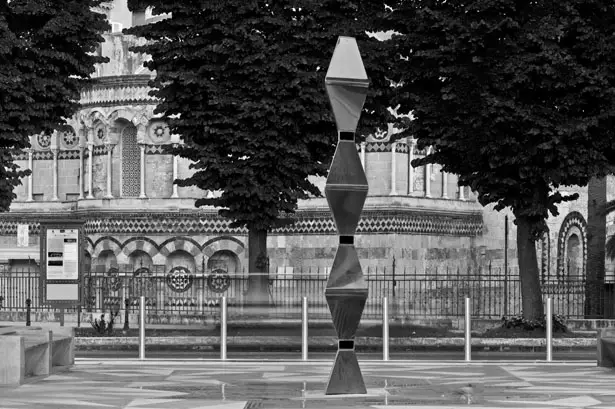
[246, 227, 270, 306]
[586, 176, 606, 318]
[516, 215, 544, 320]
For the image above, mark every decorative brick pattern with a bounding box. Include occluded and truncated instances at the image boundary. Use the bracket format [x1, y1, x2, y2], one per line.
[145, 145, 169, 155]
[93, 146, 107, 156]
[121, 125, 140, 197]
[0, 209, 482, 237]
[57, 150, 81, 160]
[33, 151, 53, 160]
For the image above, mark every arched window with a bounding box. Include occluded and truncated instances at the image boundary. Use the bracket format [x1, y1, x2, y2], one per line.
[121, 124, 140, 197]
[566, 234, 582, 277]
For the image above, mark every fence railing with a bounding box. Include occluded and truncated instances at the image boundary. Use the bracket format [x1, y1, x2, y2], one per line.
[0, 265, 609, 319]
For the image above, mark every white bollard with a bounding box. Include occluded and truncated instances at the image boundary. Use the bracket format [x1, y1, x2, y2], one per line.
[139, 296, 145, 360]
[302, 296, 308, 361]
[383, 296, 389, 361]
[464, 297, 471, 361]
[220, 296, 227, 360]
[546, 297, 552, 362]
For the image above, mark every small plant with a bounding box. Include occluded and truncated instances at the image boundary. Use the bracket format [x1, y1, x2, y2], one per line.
[501, 314, 568, 332]
[91, 310, 119, 336]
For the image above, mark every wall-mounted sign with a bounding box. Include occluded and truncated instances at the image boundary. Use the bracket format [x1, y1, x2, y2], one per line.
[39, 220, 84, 307]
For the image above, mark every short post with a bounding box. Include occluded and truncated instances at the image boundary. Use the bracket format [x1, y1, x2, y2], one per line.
[139, 295, 145, 360]
[26, 298, 31, 326]
[464, 297, 471, 361]
[302, 296, 308, 361]
[220, 295, 227, 360]
[123, 298, 130, 331]
[546, 297, 552, 362]
[383, 296, 389, 361]
[60, 308, 65, 327]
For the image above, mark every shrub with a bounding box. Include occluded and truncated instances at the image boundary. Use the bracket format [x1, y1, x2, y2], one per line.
[501, 314, 568, 332]
[91, 310, 119, 336]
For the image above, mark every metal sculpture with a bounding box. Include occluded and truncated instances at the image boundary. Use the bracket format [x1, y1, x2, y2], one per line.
[324, 36, 370, 395]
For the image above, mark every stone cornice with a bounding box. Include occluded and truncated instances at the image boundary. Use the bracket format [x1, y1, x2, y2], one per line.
[80, 75, 156, 107]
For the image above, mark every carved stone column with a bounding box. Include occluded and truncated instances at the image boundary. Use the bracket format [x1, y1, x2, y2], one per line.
[78, 146, 85, 199]
[408, 138, 415, 194]
[139, 143, 147, 199]
[441, 171, 448, 198]
[171, 145, 179, 198]
[323, 36, 369, 396]
[87, 142, 94, 199]
[26, 148, 33, 202]
[360, 141, 366, 170]
[105, 143, 114, 198]
[425, 164, 432, 198]
[390, 141, 397, 195]
[51, 147, 59, 201]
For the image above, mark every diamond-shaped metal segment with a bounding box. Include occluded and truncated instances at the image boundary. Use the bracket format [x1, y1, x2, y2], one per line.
[325, 37, 369, 133]
[325, 84, 368, 133]
[326, 141, 368, 187]
[325, 37, 369, 87]
[325, 188, 367, 236]
[325, 349, 367, 395]
[325, 291, 367, 339]
[326, 244, 367, 291]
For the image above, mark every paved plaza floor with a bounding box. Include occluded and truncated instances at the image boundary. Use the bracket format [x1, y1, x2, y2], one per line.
[0, 359, 613, 408]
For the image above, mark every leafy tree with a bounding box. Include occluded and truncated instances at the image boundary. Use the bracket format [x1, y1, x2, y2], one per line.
[386, 0, 615, 320]
[0, 0, 108, 210]
[125, 1, 393, 304]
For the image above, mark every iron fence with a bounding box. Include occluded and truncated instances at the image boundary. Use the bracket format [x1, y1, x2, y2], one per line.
[0, 264, 609, 319]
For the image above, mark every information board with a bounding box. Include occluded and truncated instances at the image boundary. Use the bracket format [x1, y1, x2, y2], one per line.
[39, 220, 84, 307]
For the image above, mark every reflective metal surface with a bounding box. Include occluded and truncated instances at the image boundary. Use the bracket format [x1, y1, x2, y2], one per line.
[324, 36, 370, 395]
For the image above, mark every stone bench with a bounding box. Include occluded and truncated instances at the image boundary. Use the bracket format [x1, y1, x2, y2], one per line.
[597, 328, 615, 367]
[0, 326, 74, 385]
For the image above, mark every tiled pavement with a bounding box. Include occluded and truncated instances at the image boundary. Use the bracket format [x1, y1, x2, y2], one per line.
[0, 360, 614, 409]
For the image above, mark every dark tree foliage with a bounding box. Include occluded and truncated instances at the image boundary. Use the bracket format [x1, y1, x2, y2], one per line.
[386, 0, 615, 319]
[126, 1, 393, 303]
[0, 0, 108, 210]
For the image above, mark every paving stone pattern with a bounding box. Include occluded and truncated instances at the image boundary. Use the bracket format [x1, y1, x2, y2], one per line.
[0, 360, 613, 408]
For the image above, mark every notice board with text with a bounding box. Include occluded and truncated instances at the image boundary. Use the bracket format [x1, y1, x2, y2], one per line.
[39, 220, 85, 307]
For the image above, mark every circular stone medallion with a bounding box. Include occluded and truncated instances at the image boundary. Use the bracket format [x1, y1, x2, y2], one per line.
[207, 269, 231, 293]
[166, 266, 194, 293]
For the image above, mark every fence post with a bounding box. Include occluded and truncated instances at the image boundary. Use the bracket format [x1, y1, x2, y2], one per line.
[464, 297, 471, 361]
[124, 298, 130, 331]
[546, 297, 552, 362]
[302, 296, 308, 361]
[383, 296, 389, 361]
[26, 298, 31, 327]
[139, 295, 145, 360]
[221, 295, 227, 360]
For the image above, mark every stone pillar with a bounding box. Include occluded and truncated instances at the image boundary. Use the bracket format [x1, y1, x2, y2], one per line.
[441, 171, 448, 198]
[459, 183, 466, 201]
[360, 142, 366, 170]
[105, 143, 114, 198]
[408, 139, 415, 194]
[425, 164, 431, 198]
[78, 147, 84, 199]
[171, 148, 179, 198]
[87, 142, 94, 199]
[51, 148, 59, 201]
[139, 143, 147, 199]
[390, 142, 397, 195]
[26, 148, 33, 202]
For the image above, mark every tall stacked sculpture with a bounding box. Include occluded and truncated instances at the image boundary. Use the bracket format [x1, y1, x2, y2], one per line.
[324, 36, 370, 395]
